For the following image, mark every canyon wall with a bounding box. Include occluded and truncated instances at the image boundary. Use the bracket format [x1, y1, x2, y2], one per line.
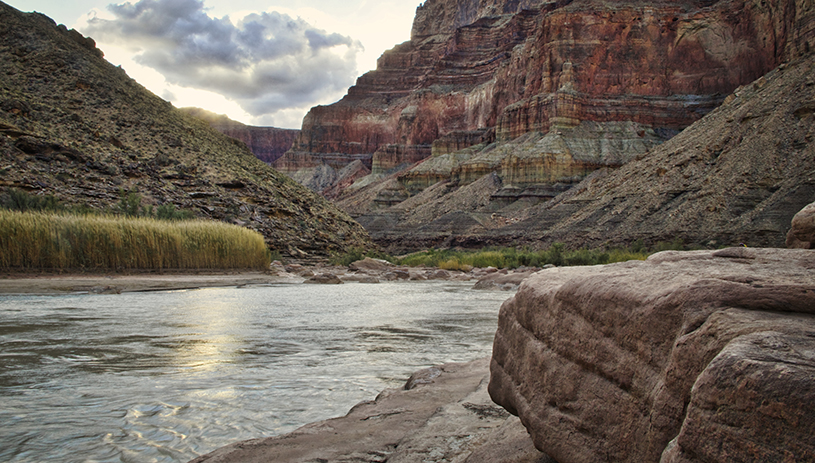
[181, 108, 299, 164]
[364, 51, 815, 253]
[279, 0, 813, 200]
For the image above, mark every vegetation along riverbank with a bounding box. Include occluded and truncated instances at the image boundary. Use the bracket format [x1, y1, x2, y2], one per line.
[0, 209, 271, 271]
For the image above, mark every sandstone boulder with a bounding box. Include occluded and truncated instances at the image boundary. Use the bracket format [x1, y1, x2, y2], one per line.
[427, 269, 453, 280]
[489, 248, 815, 463]
[303, 273, 343, 285]
[786, 201, 815, 249]
[472, 270, 538, 291]
[348, 257, 394, 272]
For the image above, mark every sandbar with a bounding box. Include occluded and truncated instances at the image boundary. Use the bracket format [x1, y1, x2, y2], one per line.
[0, 271, 302, 295]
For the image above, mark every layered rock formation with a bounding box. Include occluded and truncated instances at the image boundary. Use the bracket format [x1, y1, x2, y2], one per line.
[490, 247, 815, 462]
[180, 108, 299, 164]
[0, 2, 371, 258]
[364, 50, 815, 253]
[280, 0, 813, 200]
[492, 53, 815, 250]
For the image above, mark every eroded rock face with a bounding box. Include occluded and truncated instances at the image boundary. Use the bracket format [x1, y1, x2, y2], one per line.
[281, 0, 815, 198]
[489, 248, 815, 463]
[180, 108, 299, 164]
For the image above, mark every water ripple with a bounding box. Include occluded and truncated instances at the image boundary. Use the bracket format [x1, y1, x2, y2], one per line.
[0, 281, 511, 462]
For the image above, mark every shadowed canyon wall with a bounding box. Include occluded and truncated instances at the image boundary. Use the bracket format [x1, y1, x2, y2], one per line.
[181, 108, 299, 164]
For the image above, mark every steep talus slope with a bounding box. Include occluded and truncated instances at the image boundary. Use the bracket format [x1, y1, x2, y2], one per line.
[492, 54, 815, 249]
[370, 51, 814, 253]
[490, 247, 815, 462]
[180, 108, 299, 165]
[0, 2, 371, 258]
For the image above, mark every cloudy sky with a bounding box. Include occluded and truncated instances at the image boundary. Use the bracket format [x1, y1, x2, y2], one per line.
[7, 0, 418, 128]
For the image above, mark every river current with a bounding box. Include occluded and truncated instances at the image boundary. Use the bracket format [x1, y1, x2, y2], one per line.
[0, 281, 511, 462]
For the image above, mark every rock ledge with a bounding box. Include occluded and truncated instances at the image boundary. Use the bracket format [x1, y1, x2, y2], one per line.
[190, 358, 547, 463]
[490, 247, 815, 463]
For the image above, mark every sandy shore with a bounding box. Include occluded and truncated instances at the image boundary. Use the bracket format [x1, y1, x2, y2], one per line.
[0, 272, 303, 295]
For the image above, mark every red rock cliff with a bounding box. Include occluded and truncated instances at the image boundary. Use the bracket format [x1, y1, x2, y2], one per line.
[277, 0, 814, 182]
[181, 108, 299, 164]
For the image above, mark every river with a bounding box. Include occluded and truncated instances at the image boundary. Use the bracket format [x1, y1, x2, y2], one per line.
[0, 281, 511, 462]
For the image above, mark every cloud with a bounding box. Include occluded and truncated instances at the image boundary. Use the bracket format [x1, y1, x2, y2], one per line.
[85, 0, 362, 122]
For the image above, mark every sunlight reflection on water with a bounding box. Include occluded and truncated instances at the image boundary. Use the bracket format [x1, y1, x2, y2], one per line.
[0, 281, 511, 463]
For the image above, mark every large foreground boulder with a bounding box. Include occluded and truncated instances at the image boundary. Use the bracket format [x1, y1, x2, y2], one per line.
[489, 248, 815, 463]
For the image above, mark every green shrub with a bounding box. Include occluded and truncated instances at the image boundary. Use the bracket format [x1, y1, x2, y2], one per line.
[0, 188, 63, 212]
[156, 203, 196, 221]
[395, 243, 650, 270]
[117, 190, 143, 217]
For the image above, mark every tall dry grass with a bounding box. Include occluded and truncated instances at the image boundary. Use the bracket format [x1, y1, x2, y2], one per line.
[0, 210, 271, 271]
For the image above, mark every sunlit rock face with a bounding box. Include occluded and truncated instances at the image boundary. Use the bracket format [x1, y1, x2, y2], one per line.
[279, 0, 812, 196]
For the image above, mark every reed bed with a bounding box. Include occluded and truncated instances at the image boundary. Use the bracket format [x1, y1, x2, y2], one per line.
[0, 210, 271, 271]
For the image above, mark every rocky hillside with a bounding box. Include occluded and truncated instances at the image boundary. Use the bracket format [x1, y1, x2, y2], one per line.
[0, 2, 372, 258]
[372, 52, 815, 252]
[180, 108, 299, 165]
[279, 0, 815, 251]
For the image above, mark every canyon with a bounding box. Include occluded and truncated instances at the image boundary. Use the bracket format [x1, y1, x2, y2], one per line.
[278, 0, 815, 251]
[0, 2, 372, 259]
[180, 108, 299, 165]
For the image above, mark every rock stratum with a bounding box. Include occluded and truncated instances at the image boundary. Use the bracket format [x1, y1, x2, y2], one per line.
[0, 2, 371, 258]
[180, 108, 299, 165]
[490, 247, 815, 462]
[279, 0, 815, 252]
[358, 50, 815, 253]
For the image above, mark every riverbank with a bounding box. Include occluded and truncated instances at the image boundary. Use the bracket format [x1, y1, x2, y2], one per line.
[190, 357, 548, 463]
[0, 271, 302, 295]
[0, 257, 538, 295]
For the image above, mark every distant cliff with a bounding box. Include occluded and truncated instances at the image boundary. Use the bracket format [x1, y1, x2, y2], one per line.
[180, 108, 299, 164]
[367, 52, 815, 252]
[280, 0, 812, 182]
[279, 0, 815, 251]
[0, 2, 372, 258]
